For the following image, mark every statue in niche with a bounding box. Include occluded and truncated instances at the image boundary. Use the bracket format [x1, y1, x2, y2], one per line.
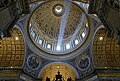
[67, 77, 72, 81]
[46, 77, 50, 81]
[52, 71, 65, 81]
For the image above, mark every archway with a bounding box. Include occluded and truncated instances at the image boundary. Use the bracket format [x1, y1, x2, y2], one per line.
[40, 63, 78, 81]
[92, 28, 120, 68]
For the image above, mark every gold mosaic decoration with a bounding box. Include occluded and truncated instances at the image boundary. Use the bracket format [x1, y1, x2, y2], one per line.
[28, 0, 89, 54]
[93, 28, 120, 68]
[0, 28, 25, 68]
[40, 64, 76, 81]
[30, 0, 84, 40]
[0, 71, 21, 77]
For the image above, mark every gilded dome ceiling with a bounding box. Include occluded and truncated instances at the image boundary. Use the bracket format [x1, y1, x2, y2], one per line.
[28, 0, 89, 54]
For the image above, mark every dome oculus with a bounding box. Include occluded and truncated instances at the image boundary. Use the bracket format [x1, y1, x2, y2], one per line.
[52, 4, 65, 17]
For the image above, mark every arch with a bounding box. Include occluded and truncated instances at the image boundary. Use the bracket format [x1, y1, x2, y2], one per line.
[0, 28, 25, 68]
[90, 25, 105, 67]
[14, 25, 27, 68]
[38, 62, 79, 81]
[92, 28, 120, 68]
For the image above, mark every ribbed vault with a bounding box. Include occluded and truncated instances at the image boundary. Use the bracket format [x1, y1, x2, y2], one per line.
[28, 0, 89, 54]
[93, 28, 120, 68]
[0, 28, 25, 68]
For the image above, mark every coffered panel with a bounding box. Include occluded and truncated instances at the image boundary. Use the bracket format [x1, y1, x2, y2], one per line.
[0, 28, 25, 68]
[93, 28, 120, 68]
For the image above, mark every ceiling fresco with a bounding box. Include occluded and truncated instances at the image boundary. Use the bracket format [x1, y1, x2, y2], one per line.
[28, 0, 89, 54]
